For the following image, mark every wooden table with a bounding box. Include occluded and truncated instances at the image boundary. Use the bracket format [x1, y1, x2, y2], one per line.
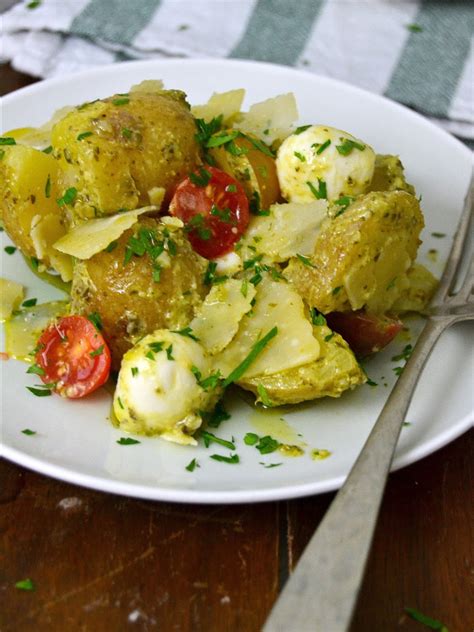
[1, 64, 473, 632]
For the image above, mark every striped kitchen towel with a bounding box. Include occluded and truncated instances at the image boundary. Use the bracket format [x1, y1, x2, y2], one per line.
[1, 0, 473, 140]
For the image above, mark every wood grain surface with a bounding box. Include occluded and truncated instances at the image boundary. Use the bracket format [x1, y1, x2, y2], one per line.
[1, 63, 473, 632]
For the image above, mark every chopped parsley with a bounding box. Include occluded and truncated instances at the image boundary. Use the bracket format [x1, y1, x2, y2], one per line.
[26, 385, 53, 397]
[165, 345, 174, 361]
[44, 174, 51, 198]
[241, 279, 249, 297]
[191, 366, 223, 391]
[148, 341, 164, 353]
[307, 179, 327, 200]
[404, 607, 448, 631]
[431, 232, 446, 238]
[116, 397, 124, 409]
[210, 453, 240, 464]
[336, 138, 366, 156]
[190, 167, 212, 187]
[244, 433, 259, 446]
[171, 326, 199, 341]
[366, 377, 378, 387]
[122, 128, 133, 139]
[257, 384, 273, 407]
[56, 187, 77, 207]
[206, 130, 240, 148]
[105, 240, 118, 253]
[131, 367, 139, 377]
[4, 246, 17, 255]
[249, 190, 270, 216]
[26, 363, 44, 376]
[391, 344, 413, 362]
[15, 578, 35, 591]
[186, 458, 200, 472]
[201, 400, 231, 428]
[203, 261, 227, 285]
[87, 312, 103, 331]
[333, 195, 354, 216]
[0, 150, 4, 160]
[312, 139, 331, 155]
[42, 145, 53, 154]
[0, 137, 16, 145]
[222, 327, 278, 387]
[324, 332, 335, 342]
[332, 286, 342, 295]
[310, 307, 326, 326]
[260, 462, 283, 468]
[22, 298, 37, 308]
[116, 437, 140, 445]
[226, 183, 237, 193]
[77, 131, 93, 141]
[294, 125, 312, 135]
[256, 435, 280, 454]
[210, 204, 232, 223]
[296, 253, 316, 268]
[30, 256, 40, 270]
[195, 115, 223, 147]
[22, 429, 37, 436]
[112, 97, 130, 106]
[201, 431, 235, 451]
[124, 226, 175, 279]
[89, 345, 104, 357]
[393, 366, 404, 376]
[294, 151, 306, 162]
[406, 23, 423, 33]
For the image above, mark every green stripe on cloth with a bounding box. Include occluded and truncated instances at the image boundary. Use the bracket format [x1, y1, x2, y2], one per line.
[71, 0, 162, 47]
[229, 0, 325, 66]
[386, 0, 474, 118]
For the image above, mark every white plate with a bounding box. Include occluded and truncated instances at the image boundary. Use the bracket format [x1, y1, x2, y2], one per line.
[1, 59, 473, 504]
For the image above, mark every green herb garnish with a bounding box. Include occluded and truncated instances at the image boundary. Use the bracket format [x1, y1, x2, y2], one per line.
[26, 0, 41, 8]
[310, 307, 326, 326]
[222, 327, 278, 387]
[26, 385, 53, 397]
[260, 462, 283, 468]
[294, 125, 312, 135]
[332, 286, 342, 295]
[77, 131, 93, 141]
[22, 429, 37, 436]
[307, 179, 327, 200]
[294, 151, 306, 162]
[244, 433, 259, 446]
[90, 345, 104, 357]
[171, 326, 199, 341]
[148, 341, 164, 353]
[406, 24, 423, 33]
[431, 232, 446, 238]
[4, 246, 17, 255]
[186, 458, 200, 472]
[44, 174, 51, 198]
[404, 607, 448, 631]
[226, 183, 237, 193]
[22, 298, 37, 308]
[112, 97, 130, 106]
[324, 332, 335, 342]
[165, 345, 174, 361]
[131, 367, 139, 377]
[256, 435, 280, 454]
[189, 167, 212, 187]
[333, 196, 354, 216]
[15, 578, 35, 591]
[391, 344, 413, 362]
[57, 187, 77, 207]
[122, 128, 133, 139]
[116, 437, 140, 445]
[257, 384, 273, 407]
[105, 240, 118, 253]
[0, 137, 16, 145]
[313, 139, 331, 154]
[210, 453, 240, 464]
[42, 145, 53, 154]
[296, 253, 316, 268]
[336, 138, 366, 156]
[201, 431, 235, 451]
[201, 400, 231, 428]
[26, 363, 44, 376]
[87, 311, 103, 331]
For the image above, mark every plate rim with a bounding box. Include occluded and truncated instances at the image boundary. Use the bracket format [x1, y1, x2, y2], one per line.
[1, 57, 473, 504]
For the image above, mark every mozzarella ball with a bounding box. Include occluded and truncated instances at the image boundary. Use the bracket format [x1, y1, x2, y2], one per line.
[113, 330, 219, 444]
[276, 125, 375, 203]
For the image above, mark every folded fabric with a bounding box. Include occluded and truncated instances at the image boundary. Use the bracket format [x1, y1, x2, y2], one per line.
[1, 0, 473, 139]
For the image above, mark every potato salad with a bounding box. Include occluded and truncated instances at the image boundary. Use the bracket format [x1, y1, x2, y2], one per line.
[0, 81, 437, 446]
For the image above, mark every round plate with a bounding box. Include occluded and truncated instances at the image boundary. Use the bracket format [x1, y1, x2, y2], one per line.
[1, 59, 473, 504]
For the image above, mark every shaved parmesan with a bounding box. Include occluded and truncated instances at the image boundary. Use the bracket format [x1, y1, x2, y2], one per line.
[0, 278, 24, 321]
[235, 93, 298, 144]
[241, 200, 327, 262]
[191, 279, 256, 355]
[214, 279, 319, 379]
[192, 89, 246, 124]
[130, 79, 164, 93]
[30, 213, 74, 282]
[53, 202, 162, 260]
[5, 301, 68, 361]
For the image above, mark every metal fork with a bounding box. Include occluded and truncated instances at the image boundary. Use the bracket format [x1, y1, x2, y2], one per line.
[263, 175, 474, 632]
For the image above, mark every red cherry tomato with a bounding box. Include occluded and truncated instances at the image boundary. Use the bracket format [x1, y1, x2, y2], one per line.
[325, 311, 403, 358]
[169, 166, 249, 259]
[35, 315, 111, 399]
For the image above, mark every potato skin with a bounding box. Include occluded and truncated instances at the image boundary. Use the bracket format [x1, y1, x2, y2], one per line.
[71, 218, 208, 370]
[238, 323, 365, 405]
[285, 190, 424, 314]
[51, 90, 201, 218]
[369, 154, 415, 195]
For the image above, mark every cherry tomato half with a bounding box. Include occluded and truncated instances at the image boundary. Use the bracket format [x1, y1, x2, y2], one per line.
[36, 315, 111, 398]
[325, 311, 403, 358]
[169, 166, 249, 259]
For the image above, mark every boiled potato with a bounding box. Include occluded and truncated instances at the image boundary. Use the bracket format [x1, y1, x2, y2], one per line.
[70, 218, 208, 370]
[369, 154, 416, 195]
[392, 263, 438, 314]
[285, 190, 424, 314]
[0, 144, 72, 280]
[238, 321, 365, 405]
[51, 90, 200, 219]
[208, 132, 280, 210]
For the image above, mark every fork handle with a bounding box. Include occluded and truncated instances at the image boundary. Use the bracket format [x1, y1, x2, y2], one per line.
[263, 318, 448, 632]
